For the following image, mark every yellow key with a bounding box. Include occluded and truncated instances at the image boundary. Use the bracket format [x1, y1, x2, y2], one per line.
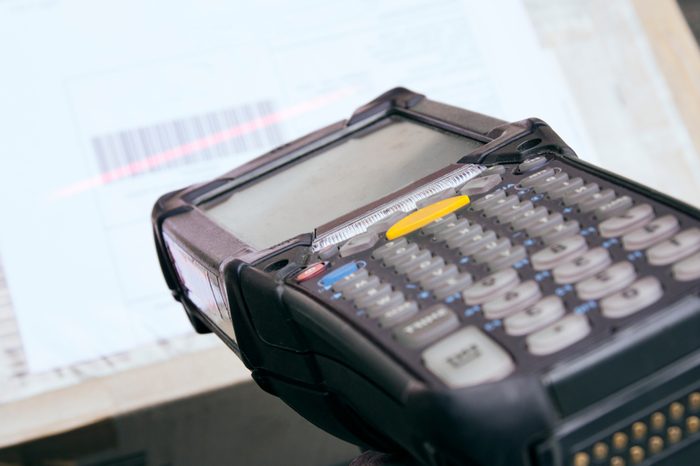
[386, 195, 470, 240]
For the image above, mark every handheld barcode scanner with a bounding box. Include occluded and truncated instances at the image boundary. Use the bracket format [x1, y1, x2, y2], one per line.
[152, 89, 700, 466]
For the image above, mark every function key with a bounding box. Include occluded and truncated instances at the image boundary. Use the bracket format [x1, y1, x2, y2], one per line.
[420, 264, 459, 290]
[421, 213, 457, 235]
[416, 188, 458, 208]
[487, 245, 527, 271]
[367, 211, 408, 235]
[393, 305, 459, 348]
[371, 237, 408, 260]
[622, 215, 680, 250]
[511, 206, 548, 230]
[497, 200, 533, 224]
[463, 268, 520, 305]
[480, 164, 507, 176]
[472, 238, 512, 263]
[579, 189, 615, 213]
[541, 220, 580, 245]
[433, 272, 473, 300]
[378, 301, 419, 328]
[563, 183, 600, 206]
[576, 261, 636, 300]
[330, 268, 368, 292]
[483, 195, 519, 217]
[406, 256, 446, 282]
[530, 235, 588, 271]
[594, 195, 633, 220]
[459, 174, 503, 196]
[458, 230, 498, 255]
[366, 291, 406, 318]
[548, 177, 583, 199]
[394, 249, 432, 274]
[422, 326, 515, 388]
[382, 242, 420, 267]
[517, 155, 548, 173]
[533, 171, 569, 193]
[339, 232, 379, 257]
[340, 274, 381, 298]
[526, 212, 564, 237]
[482, 280, 542, 320]
[504, 295, 565, 336]
[354, 283, 393, 308]
[672, 251, 700, 281]
[599, 204, 654, 238]
[470, 190, 506, 211]
[527, 314, 591, 355]
[553, 247, 611, 284]
[317, 244, 339, 261]
[434, 219, 472, 242]
[646, 228, 700, 266]
[601, 276, 663, 319]
[520, 168, 555, 188]
[443, 223, 485, 248]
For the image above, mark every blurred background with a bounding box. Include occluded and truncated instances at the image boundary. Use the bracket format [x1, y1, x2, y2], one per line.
[1, 0, 699, 464]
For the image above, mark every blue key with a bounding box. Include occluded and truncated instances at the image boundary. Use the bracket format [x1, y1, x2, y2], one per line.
[318, 262, 362, 289]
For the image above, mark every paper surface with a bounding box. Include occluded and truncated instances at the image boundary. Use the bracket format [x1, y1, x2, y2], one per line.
[0, 0, 590, 387]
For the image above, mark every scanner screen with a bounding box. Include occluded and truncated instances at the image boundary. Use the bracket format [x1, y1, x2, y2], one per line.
[203, 116, 483, 249]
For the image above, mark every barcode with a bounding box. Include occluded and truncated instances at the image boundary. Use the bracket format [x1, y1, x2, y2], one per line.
[91, 100, 283, 177]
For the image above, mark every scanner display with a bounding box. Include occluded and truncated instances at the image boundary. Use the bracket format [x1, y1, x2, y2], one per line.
[203, 117, 483, 249]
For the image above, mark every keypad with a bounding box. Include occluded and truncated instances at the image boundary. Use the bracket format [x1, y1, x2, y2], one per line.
[299, 156, 700, 389]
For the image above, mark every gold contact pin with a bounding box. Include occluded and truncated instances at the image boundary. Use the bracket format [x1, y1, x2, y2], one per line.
[629, 446, 645, 464]
[592, 442, 609, 461]
[648, 435, 664, 455]
[669, 402, 685, 421]
[667, 426, 682, 444]
[686, 416, 699, 434]
[631, 422, 647, 440]
[573, 451, 590, 466]
[691, 392, 700, 411]
[610, 456, 625, 466]
[651, 412, 666, 431]
[612, 432, 628, 450]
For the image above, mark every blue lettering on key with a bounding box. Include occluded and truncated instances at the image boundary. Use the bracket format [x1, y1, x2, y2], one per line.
[331, 292, 343, 300]
[555, 284, 573, 297]
[517, 188, 531, 197]
[627, 250, 644, 262]
[581, 226, 597, 237]
[405, 283, 418, 289]
[418, 290, 431, 299]
[514, 258, 530, 269]
[535, 270, 551, 282]
[484, 320, 503, 332]
[575, 300, 598, 315]
[464, 305, 481, 317]
[523, 238, 536, 247]
[445, 295, 456, 304]
[602, 238, 619, 249]
[562, 207, 573, 214]
[356, 310, 366, 317]
[530, 194, 544, 202]
[318, 262, 361, 289]
[459, 256, 470, 265]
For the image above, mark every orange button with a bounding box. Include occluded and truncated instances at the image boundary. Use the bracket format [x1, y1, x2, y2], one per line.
[295, 262, 327, 282]
[386, 195, 470, 241]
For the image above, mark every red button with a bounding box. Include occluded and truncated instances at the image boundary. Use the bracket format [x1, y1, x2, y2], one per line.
[295, 262, 327, 282]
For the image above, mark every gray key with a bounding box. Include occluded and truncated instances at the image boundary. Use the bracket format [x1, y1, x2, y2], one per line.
[647, 228, 700, 266]
[579, 189, 615, 213]
[497, 200, 533, 224]
[434, 219, 472, 242]
[463, 268, 520, 305]
[531, 235, 588, 271]
[459, 174, 503, 196]
[342, 275, 381, 298]
[552, 247, 611, 284]
[473, 238, 512, 263]
[318, 245, 339, 261]
[470, 190, 506, 211]
[517, 155, 548, 173]
[383, 242, 420, 267]
[420, 264, 459, 290]
[533, 171, 569, 193]
[511, 206, 548, 230]
[594, 195, 633, 220]
[504, 295, 566, 336]
[672, 251, 700, 281]
[526, 212, 564, 237]
[480, 165, 507, 176]
[548, 177, 584, 199]
[406, 256, 445, 282]
[527, 314, 590, 355]
[601, 276, 662, 319]
[416, 188, 457, 208]
[422, 326, 514, 388]
[541, 220, 580, 245]
[483, 280, 542, 319]
[393, 305, 459, 348]
[443, 224, 484, 247]
[339, 232, 379, 257]
[379, 301, 419, 328]
[488, 245, 527, 271]
[354, 283, 393, 308]
[576, 261, 636, 300]
[458, 230, 498, 255]
[599, 204, 654, 238]
[367, 211, 409, 235]
[483, 195, 519, 217]
[331, 268, 369, 292]
[421, 213, 457, 235]
[520, 168, 555, 188]
[563, 183, 600, 206]
[394, 249, 432, 273]
[622, 215, 680, 250]
[371, 238, 408, 260]
[367, 291, 405, 318]
[434, 273, 473, 299]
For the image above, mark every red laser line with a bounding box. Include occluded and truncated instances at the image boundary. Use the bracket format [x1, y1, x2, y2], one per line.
[52, 87, 356, 199]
